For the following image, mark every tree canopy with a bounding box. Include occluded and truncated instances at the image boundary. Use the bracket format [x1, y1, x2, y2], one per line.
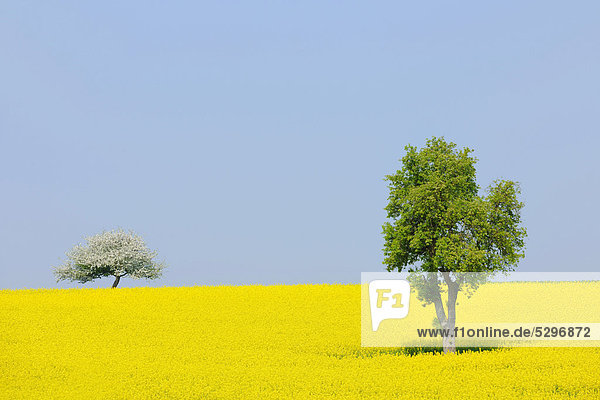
[382, 137, 526, 274]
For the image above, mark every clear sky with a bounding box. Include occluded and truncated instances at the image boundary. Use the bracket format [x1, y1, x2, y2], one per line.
[1, 1, 599, 289]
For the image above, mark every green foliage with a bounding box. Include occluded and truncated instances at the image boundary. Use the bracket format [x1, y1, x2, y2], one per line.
[408, 271, 495, 306]
[383, 137, 527, 274]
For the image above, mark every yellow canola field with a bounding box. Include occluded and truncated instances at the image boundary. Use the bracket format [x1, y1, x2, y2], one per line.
[1, 284, 599, 399]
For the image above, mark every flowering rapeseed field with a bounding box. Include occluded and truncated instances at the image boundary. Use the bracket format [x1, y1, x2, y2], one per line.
[1, 284, 599, 399]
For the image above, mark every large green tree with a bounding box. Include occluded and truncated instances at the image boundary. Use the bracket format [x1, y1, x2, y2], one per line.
[382, 137, 526, 352]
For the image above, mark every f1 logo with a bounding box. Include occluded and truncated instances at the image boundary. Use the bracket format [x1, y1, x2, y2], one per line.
[369, 280, 410, 331]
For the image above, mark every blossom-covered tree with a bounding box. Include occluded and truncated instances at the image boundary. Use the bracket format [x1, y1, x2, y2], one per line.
[54, 229, 166, 288]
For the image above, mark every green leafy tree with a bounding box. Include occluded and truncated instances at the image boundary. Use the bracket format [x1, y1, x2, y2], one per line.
[382, 137, 526, 352]
[54, 229, 166, 288]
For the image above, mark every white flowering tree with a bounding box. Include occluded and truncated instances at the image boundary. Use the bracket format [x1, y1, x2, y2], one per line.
[54, 229, 166, 288]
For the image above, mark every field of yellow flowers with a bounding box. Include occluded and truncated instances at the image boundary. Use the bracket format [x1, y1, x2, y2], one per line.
[1, 284, 599, 399]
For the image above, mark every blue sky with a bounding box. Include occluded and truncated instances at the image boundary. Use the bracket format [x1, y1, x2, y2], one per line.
[1, 1, 599, 289]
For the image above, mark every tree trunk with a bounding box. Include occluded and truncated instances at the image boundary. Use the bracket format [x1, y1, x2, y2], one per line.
[112, 275, 121, 288]
[442, 318, 456, 354]
[425, 272, 459, 353]
[432, 297, 456, 353]
[442, 272, 459, 354]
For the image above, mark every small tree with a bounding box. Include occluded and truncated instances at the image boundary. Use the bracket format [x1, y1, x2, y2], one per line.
[54, 229, 166, 288]
[382, 137, 526, 352]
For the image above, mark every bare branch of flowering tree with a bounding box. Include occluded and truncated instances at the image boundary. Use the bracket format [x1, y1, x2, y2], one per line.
[54, 229, 166, 288]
